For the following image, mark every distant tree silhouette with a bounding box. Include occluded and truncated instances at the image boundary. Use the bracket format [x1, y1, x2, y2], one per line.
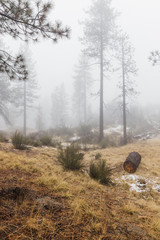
[36, 104, 44, 132]
[0, 73, 12, 124]
[149, 51, 160, 66]
[73, 51, 92, 125]
[12, 51, 38, 136]
[115, 33, 137, 144]
[51, 84, 68, 127]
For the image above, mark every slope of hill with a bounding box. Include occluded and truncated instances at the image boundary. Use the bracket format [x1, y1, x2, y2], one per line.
[0, 139, 160, 239]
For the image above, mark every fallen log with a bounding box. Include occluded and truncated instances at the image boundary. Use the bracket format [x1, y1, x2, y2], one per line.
[123, 152, 141, 173]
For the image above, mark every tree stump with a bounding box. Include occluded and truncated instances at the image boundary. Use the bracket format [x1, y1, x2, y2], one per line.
[123, 152, 141, 173]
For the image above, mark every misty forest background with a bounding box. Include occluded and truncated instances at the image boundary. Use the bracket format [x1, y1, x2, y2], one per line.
[0, 0, 160, 146]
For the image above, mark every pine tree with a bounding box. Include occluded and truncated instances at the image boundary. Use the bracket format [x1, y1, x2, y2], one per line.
[116, 33, 137, 144]
[81, 0, 117, 141]
[36, 104, 44, 132]
[0, 74, 12, 124]
[149, 51, 160, 66]
[11, 51, 38, 135]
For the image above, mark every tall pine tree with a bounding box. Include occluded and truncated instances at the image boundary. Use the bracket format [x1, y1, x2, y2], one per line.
[11, 51, 38, 135]
[81, 0, 117, 141]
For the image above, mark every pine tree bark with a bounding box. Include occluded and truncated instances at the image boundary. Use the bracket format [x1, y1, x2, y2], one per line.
[23, 81, 26, 137]
[99, 0, 104, 142]
[83, 70, 87, 125]
[99, 52, 104, 142]
[122, 43, 127, 144]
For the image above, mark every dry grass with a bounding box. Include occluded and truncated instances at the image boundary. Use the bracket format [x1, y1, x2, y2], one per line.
[0, 139, 160, 239]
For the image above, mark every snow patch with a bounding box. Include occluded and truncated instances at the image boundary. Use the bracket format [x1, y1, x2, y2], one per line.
[121, 175, 139, 181]
[153, 184, 160, 192]
[116, 174, 160, 193]
[129, 183, 145, 193]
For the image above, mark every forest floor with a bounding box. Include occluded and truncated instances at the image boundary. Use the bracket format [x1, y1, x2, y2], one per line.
[0, 139, 160, 239]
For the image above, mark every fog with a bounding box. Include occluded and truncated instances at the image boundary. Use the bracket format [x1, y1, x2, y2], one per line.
[31, 0, 160, 105]
[1, 0, 160, 140]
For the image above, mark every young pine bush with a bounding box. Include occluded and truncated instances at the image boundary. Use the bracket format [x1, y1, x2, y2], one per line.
[95, 152, 102, 160]
[58, 144, 84, 171]
[89, 159, 112, 185]
[40, 135, 53, 146]
[0, 133, 7, 142]
[12, 131, 26, 150]
[99, 136, 117, 149]
[25, 137, 42, 147]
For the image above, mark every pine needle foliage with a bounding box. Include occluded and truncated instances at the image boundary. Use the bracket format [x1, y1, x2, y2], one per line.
[95, 152, 102, 160]
[89, 159, 112, 185]
[40, 135, 52, 146]
[0, 0, 70, 81]
[58, 144, 84, 171]
[11, 131, 26, 150]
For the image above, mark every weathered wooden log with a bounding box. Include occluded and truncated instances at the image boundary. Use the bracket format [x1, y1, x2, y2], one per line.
[123, 152, 141, 173]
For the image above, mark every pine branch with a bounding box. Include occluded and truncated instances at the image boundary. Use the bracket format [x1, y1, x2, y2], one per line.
[0, 0, 70, 80]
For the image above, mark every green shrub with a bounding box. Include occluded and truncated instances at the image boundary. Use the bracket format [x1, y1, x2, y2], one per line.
[99, 136, 117, 149]
[21, 134, 58, 148]
[40, 135, 53, 146]
[95, 152, 102, 160]
[0, 133, 7, 142]
[99, 138, 108, 149]
[89, 159, 112, 185]
[32, 140, 42, 147]
[57, 144, 84, 170]
[48, 127, 74, 138]
[12, 131, 26, 150]
[77, 125, 92, 137]
[19, 135, 42, 148]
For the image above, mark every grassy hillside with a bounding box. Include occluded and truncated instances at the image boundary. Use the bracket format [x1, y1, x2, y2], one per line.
[0, 139, 160, 239]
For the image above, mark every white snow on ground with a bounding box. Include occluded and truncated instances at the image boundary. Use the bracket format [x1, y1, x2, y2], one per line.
[68, 136, 81, 142]
[115, 175, 160, 193]
[129, 183, 145, 192]
[152, 184, 160, 192]
[121, 175, 139, 181]
[104, 125, 123, 135]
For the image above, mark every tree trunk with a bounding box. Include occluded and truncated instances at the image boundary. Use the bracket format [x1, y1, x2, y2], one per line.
[99, 1, 104, 142]
[83, 70, 87, 125]
[23, 80, 26, 137]
[122, 43, 127, 144]
[123, 152, 141, 173]
[99, 54, 104, 142]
